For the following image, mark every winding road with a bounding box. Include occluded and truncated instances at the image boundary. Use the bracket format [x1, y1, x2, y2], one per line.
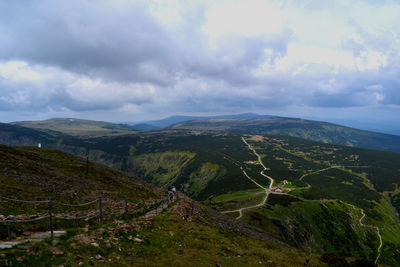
[346, 203, 383, 265]
[222, 137, 275, 219]
[221, 136, 382, 264]
[299, 165, 382, 264]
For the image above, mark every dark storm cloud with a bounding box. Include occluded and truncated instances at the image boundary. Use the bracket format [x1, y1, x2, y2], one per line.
[185, 32, 291, 87]
[0, 0, 399, 120]
[0, 0, 178, 85]
[0, 0, 292, 86]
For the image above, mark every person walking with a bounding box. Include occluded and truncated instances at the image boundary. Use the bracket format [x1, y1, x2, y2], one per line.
[172, 186, 177, 200]
[167, 186, 173, 202]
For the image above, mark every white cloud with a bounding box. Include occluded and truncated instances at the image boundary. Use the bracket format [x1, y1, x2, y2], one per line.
[0, 0, 399, 123]
[0, 60, 155, 112]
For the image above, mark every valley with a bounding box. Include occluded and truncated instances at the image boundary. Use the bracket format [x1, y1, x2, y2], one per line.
[0, 144, 327, 266]
[218, 136, 385, 265]
[1, 119, 400, 265]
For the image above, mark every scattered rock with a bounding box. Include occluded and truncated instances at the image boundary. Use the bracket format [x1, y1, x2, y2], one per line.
[95, 254, 102, 260]
[133, 237, 143, 242]
[78, 262, 84, 266]
[19, 244, 33, 250]
[75, 234, 92, 244]
[169, 231, 174, 236]
[91, 242, 99, 247]
[50, 247, 64, 256]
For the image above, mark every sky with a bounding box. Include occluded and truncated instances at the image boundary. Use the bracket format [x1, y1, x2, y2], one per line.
[0, 0, 399, 131]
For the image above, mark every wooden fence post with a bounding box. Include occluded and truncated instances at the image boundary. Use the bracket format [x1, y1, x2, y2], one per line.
[99, 196, 103, 224]
[142, 199, 146, 218]
[124, 199, 128, 220]
[6, 217, 11, 239]
[48, 199, 54, 239]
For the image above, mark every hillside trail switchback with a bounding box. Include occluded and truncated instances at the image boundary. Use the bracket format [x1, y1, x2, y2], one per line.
[299, 166, 382, 265]
[222, 137, 277, 219]
[222, 136, 382, 264]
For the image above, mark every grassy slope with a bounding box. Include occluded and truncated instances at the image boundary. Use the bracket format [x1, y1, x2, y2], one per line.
[131, 151, 195, 186]
[0, 145, 161, 215]
[242, 197, 378, 259]
[12, 118, 137, 137]
[0, 145, 329, 266]
[204, 188, 265, 211]
[2, 127, 400, 264]
[244, 136, 400, 265]
[1, 199, 328, 267]
[75, 132, 400, 264]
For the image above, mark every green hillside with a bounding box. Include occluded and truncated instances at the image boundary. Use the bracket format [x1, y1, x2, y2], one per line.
[1, 123, 399, 264]
[12, 118, 137, 137]
[170, 117, 400, 153]
[74, 131, 400, 265]
[0, 145, 330, 266]
[0, 145, 160, 212]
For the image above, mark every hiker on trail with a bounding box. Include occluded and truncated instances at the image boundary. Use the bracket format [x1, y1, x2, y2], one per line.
[172, 186, 177, 199]
[168, 186, 173, 202]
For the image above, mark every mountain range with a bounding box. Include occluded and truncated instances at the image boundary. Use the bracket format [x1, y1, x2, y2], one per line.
[129, 113, 274, 130]
[1, 115, 400, 265]
[170, 116, 400, 153]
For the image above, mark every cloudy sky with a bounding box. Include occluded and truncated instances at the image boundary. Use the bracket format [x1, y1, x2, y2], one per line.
[0, 0, 399, 130]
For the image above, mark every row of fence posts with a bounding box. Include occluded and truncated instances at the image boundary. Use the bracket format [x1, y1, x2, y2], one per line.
[3, 193, 177, 240]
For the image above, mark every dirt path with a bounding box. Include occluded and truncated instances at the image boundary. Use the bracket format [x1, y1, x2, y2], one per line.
[242, 137, 274, 190]
[300, 166, 382, 264]
[221, 138, 383, 263]
[222, 137, 275, 219]
[347, 203, 383, 265]
[361, 209, 383, 265]
[299, 166, 337, 181]
[145, 197, 174, 217]
[0, 230, 66, 249]
[1, 197, 176, 250]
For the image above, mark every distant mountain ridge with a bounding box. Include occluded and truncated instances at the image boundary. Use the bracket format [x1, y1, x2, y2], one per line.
[130, 113, 275, 130]
[12, 118, 137, 137]
[5, 114, 400, 153]
[170, 117, 400, 153]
